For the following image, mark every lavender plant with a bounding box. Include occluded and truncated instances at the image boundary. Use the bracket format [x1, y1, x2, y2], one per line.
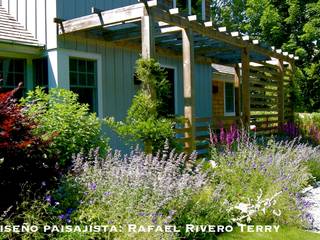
[53, 146, 207, 239]
[212, 137, 320, 226]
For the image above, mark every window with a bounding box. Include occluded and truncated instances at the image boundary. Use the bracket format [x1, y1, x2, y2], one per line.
[159, 67, 175, 117]
[33, 57, 48, 91]
[224, 82, 235, 116]
[69, 58, 97, 112]
[0, 58, 26, 98]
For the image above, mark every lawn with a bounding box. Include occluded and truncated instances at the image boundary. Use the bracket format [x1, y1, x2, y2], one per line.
[218, 227, 320, 240]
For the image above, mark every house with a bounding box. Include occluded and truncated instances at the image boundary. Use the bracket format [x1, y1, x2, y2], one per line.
[0, 0, 296, 153]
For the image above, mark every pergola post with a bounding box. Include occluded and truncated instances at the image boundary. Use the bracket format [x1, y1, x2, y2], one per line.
[277, 59, 285, 127]
[141, 8, 155, 59]
[182, 28, 196, 151]
[234, 64, 241, 118]
[241, 48, 250, 127]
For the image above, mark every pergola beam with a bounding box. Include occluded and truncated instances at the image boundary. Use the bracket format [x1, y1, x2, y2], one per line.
[59, 3, 146, 34]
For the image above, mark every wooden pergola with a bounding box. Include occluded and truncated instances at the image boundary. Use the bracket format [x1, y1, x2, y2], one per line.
[56, 0, 297, 152]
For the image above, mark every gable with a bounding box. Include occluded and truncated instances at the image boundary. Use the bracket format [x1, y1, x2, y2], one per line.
[0, 5, 40, 47]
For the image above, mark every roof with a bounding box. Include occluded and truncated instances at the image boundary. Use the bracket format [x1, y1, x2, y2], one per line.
[212, 63, 235, 75]
[0, 5, 41, 47]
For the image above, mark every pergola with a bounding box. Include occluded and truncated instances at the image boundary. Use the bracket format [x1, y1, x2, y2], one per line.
[55, 0, 297, 151]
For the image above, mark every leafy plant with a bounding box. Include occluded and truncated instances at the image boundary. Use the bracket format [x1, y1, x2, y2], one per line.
[106, 58, 176, 153]
[0, 86, 56, 213]
[212, 137, 318, 226]
[21, 88, 109, 166]
[48, 146, 207, 239]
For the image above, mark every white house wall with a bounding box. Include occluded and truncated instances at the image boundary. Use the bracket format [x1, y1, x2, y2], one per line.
[0, 0, 57, 48]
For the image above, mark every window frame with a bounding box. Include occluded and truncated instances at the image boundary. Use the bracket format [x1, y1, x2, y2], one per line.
[160, 64, 178, 115]
[224, 81, 236, 117]
[0, 57, 27, 97]
[69, 58, 98, 113]
[56, 50, 103, 118]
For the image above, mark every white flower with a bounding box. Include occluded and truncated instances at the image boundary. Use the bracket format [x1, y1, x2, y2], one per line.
[235, 203, 250, 213]
[272, 209, 282, 217]
[209, 160, 217, 169]
[250, 125, 256, 130]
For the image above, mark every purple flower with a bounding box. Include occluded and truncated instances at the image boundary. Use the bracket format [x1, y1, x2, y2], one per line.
[152, 216, 157, 224]
[89, 183, 97, 191]
[138, 212, 145, 216]
[45, 195, 52, 203]
[58, 214, 65, 220]
[104, 191, 112, 197]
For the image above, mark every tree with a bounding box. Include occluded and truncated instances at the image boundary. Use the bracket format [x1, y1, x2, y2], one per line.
[106, 58, 176, 154]
[0, 86, 57, 212]
[210, 0, 320, 112]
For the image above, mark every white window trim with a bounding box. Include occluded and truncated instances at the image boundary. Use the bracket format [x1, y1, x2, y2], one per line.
[160, 64, 178, 115]
[224, 81, 236, 117]
[52, 49, 103, 118]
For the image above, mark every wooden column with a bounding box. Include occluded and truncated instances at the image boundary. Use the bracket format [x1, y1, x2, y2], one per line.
[241, 48, 250, 127]
[234, 64, 241, 118]
[141, 8, 155, 59]
[277, 59, 285, 127]
[182, 28, 196, 151]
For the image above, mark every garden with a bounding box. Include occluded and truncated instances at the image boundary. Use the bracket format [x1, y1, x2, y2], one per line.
[0, 57, 320, 240]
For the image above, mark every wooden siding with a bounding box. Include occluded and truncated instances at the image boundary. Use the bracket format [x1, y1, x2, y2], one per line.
[0, 0, 56, 47]
[57, 0, 137, 20]
[212, 80, 224, 116]
[57, 37, 212, 151]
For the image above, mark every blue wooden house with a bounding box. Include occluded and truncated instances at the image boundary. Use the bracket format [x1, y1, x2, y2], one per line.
[0, 0, 297, 152]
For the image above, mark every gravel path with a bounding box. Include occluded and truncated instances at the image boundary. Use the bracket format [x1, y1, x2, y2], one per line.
[302, 184, 320, 231]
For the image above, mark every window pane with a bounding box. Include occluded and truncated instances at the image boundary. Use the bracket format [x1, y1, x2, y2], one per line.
[87, 73, 95, 86]
[87, 61, 94, 73]
[79, 73, 87, 86]
[15, 73, 24, 86]
[33, 58, 48, 88]
[70, 87, 95, 112]
[69, 59, 77, 72]
[225, 82, 234, 113]
[78, 60, 86, 73]
[14, 59, 25, 73]
[70, 72, 78, 85]
[6, 73, 14, 86]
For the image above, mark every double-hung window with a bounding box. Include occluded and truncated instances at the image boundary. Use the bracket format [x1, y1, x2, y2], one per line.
[0, 58, 26, 98]
[224, 82, 235, 116]
[69, 58, 97, 112]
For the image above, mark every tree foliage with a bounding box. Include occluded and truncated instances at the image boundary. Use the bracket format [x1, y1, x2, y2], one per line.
[0, 87, 57, 212]
[211, 0, 320, 112]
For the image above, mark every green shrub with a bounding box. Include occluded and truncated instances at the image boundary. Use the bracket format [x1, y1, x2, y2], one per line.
[173, 137, 319, 238]
[106, 58, 176, 153]
[307, 158, 320, 182]
[21, 88, 109, 166]
[211, 138, 317, 226]
[0, 87, 57, 213]
[295, 113, 320, 143]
